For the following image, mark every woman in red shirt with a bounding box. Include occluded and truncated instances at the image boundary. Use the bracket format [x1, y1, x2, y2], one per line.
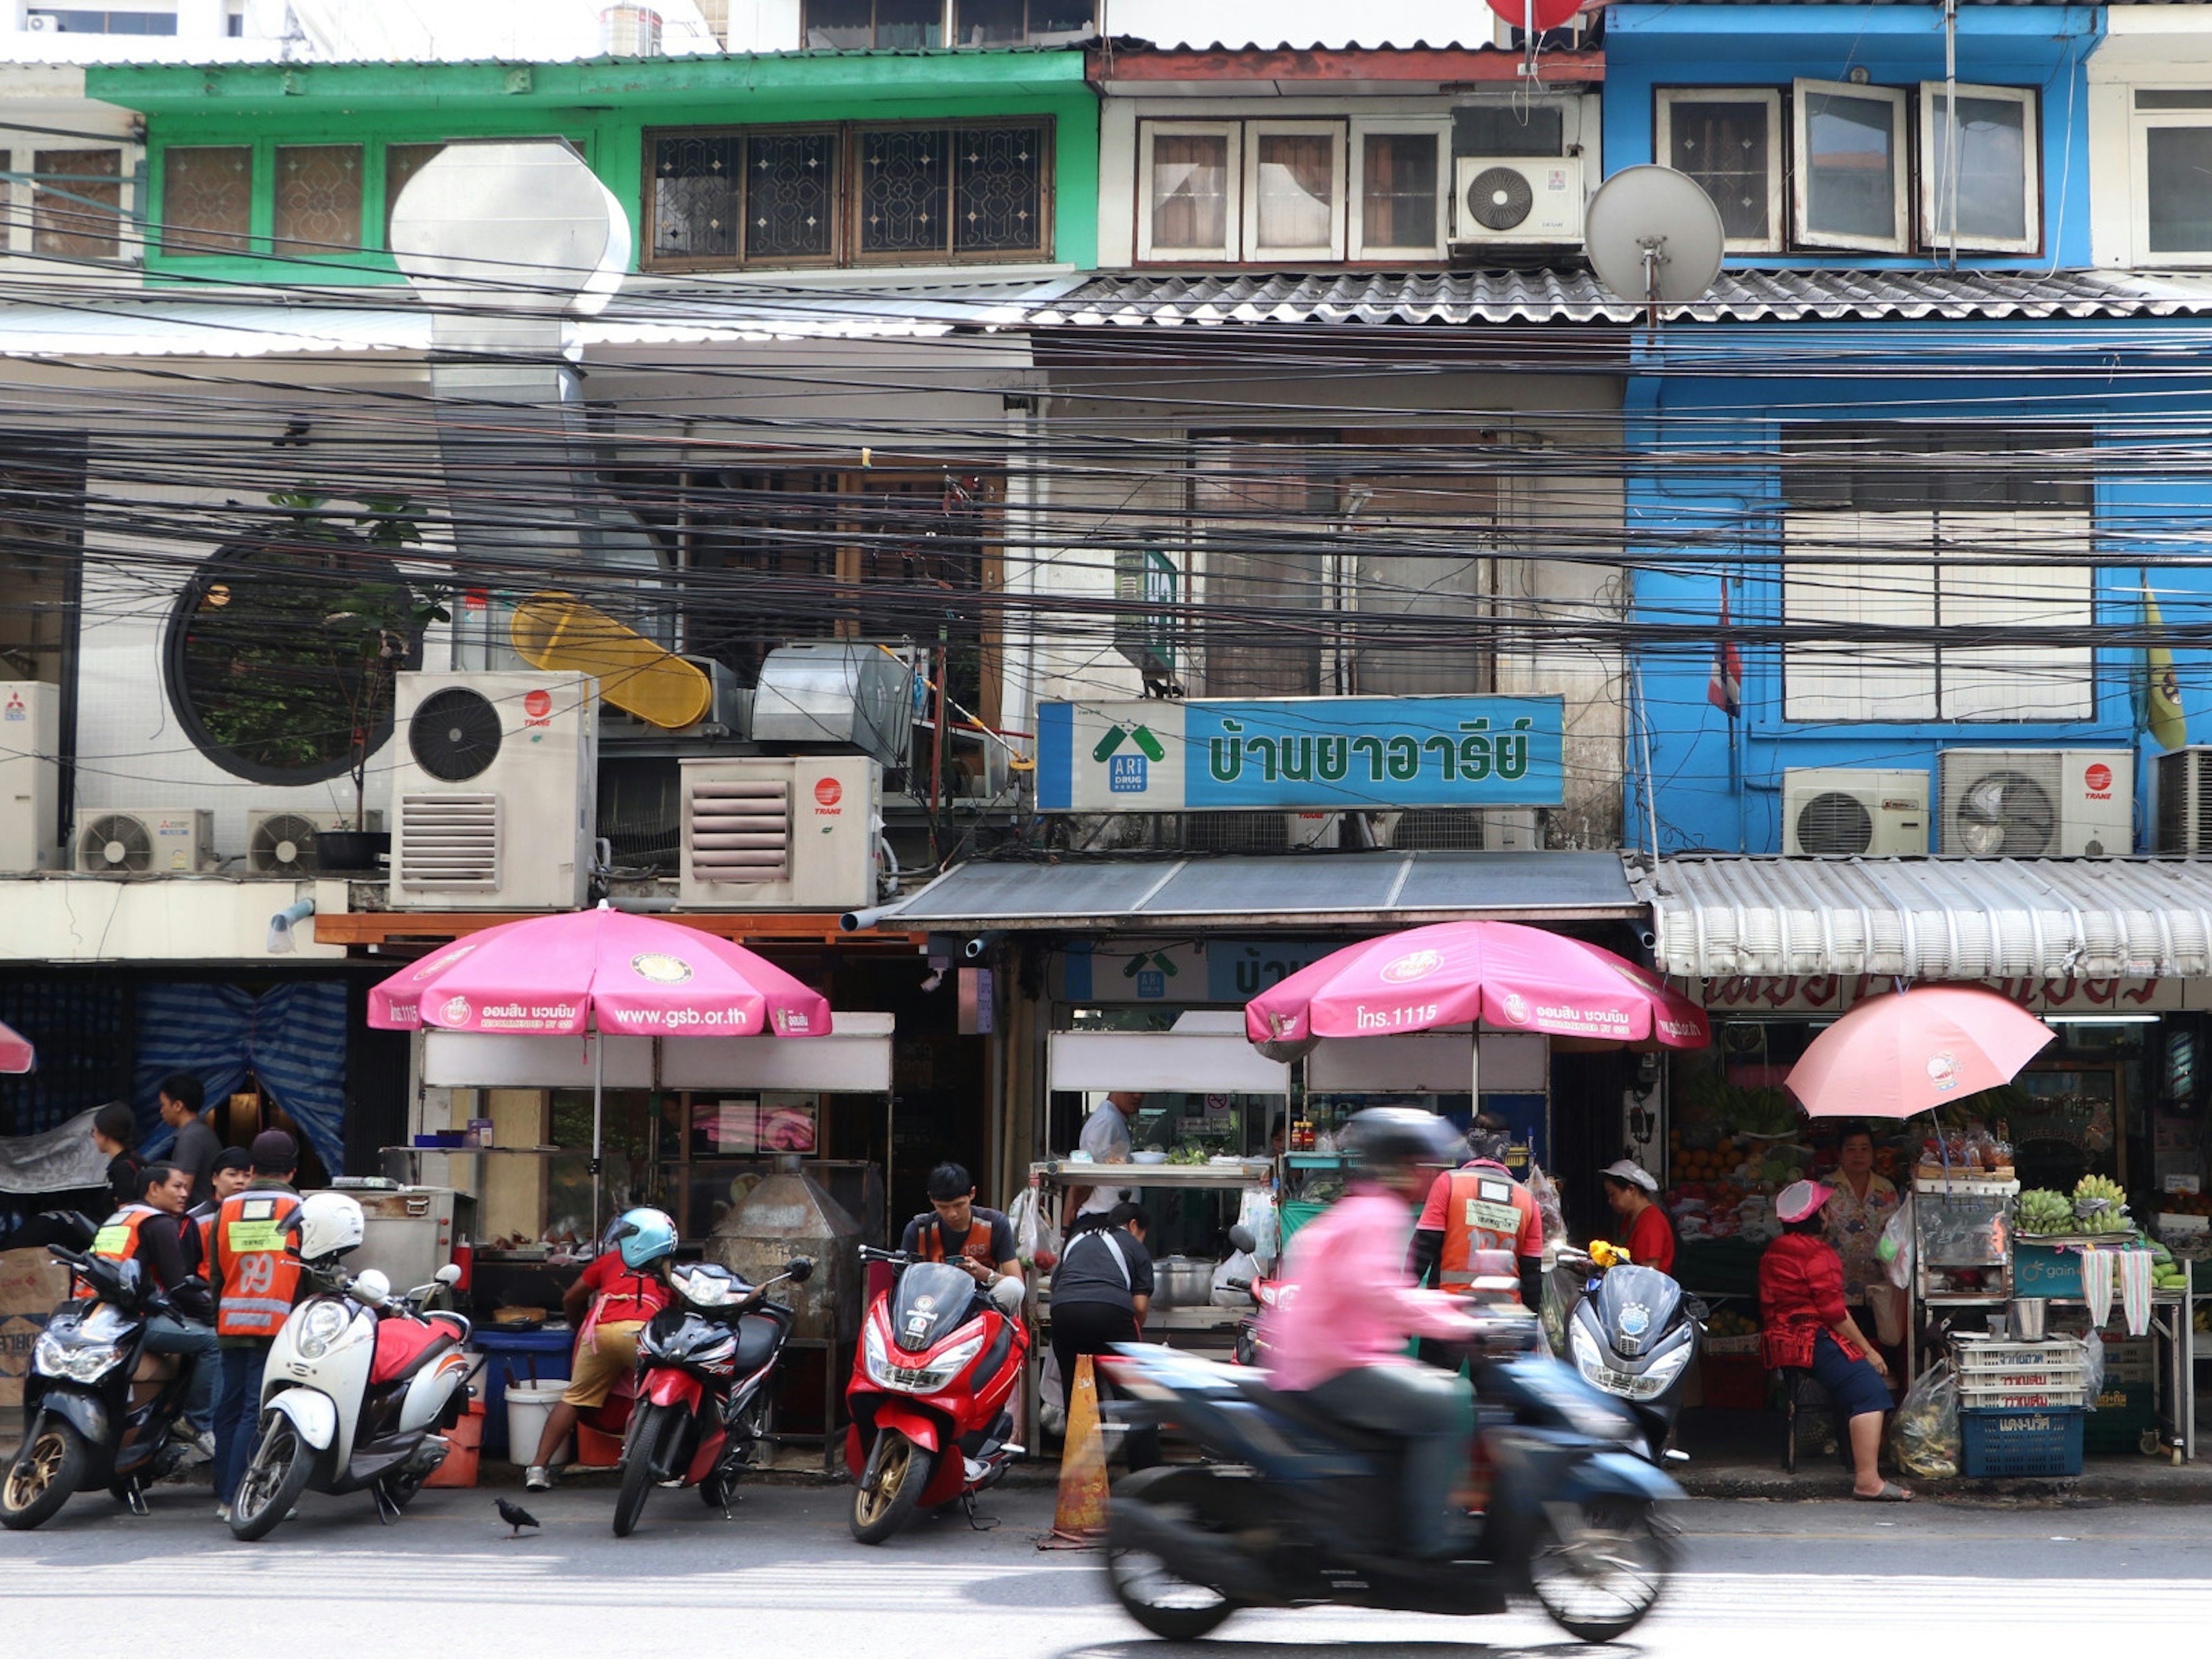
[1760, 1181, 1910, 1501]
[1601, 1160, 1675, 1275]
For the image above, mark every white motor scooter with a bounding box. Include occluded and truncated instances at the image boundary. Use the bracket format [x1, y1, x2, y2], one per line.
[229, 1193, 473, 1541]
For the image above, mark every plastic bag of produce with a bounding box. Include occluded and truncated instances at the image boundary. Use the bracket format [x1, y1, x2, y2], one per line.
[1890, 1359, 1960, 1480]
[1878, 1198, 1915, 1289]
[2080, 1330, 2104, 1405]
[1525, 1161, 1570, 1255]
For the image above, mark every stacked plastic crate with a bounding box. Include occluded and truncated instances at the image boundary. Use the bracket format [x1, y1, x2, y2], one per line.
[1953, 1335, 2090, 1476]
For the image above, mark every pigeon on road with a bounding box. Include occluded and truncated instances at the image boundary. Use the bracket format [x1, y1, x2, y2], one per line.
[495, 1498, 540, 1539]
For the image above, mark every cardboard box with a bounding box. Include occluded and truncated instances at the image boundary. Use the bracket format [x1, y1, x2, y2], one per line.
[0, 1248, 75, 1411]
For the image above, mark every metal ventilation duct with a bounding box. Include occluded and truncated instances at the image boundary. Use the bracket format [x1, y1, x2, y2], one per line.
[388, 139, 664, 671]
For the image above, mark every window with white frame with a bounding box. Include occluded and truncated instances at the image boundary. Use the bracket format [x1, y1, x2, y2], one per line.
[1139, 119, 1448, 263]
[2133, 89, 2212, 263]
[1657, 89, 1782, 252]
[1793, 80, 1908, 252]
[1920, 82, 2038, 253]
[1779, 428, 2094, 723]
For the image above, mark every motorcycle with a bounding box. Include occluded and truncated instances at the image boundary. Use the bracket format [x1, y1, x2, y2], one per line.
[1, 1227, 206, 1530]
[228, 1260, 471, 1540]
[1099, 1303, 1681, 1645]
[1556, 1244, 1703, 1465]
[610, 1256, 813, 1538]
[844, 1244, 1028, 1544]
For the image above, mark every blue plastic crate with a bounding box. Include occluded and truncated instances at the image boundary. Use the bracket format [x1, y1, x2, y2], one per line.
[1959, 1407, 2085, 1478]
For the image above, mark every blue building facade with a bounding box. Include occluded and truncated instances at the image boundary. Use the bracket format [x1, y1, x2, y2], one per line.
[1604, 2, 2212, 856]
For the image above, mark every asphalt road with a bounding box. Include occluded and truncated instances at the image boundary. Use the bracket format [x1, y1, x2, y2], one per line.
[4, 1482, 2210, 1658]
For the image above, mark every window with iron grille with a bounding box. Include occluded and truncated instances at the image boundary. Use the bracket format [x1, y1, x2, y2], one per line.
[646, 119, 1051, 271]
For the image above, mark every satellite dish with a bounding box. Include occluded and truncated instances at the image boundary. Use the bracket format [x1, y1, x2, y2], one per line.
[388, 139, 631, 317]
[1486, 0, 1584, 28]
[1585, 165, 1727, 312]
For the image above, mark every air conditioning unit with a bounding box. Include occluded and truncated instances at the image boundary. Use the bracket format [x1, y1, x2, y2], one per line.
[1484, 807, 1543, 851]
[390, 671, 599, 910]
[0, 681, 60, 873]
[24, 14, 56, 32]
[2155, 747, 2212, 853]
[1284, 812, 1339, 849]
[1782, 769, 1929, 857]
[245, 809, 384, 877]
[74, 809, 215, 874]
[1451, 156, 1584, 245]
[1937, 749, 2132, 858]
[679, 755, 880, 909]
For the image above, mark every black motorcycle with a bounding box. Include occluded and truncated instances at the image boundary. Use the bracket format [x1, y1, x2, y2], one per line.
[1099, 1305, 1680, 1645]
[1557, 1247, 1703, 1465]
[1, 1236, 206, 1530]
[611, 1257, 811, 1538]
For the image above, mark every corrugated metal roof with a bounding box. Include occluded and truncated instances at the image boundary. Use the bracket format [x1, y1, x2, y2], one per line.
[1030, 268, 2212, 327]
[869, 850, 1641, 930]
[1635, 856, 2212, 982]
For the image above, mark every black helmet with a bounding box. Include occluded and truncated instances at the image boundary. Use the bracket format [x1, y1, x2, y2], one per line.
[1463, 1122, 1513, 1166]
[1340, 1108, 1461, 1179]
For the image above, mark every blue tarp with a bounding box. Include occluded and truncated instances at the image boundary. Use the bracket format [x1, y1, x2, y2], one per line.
[134, 982, 349, 1172]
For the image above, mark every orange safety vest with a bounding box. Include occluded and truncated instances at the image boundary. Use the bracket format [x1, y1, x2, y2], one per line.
[1438, 1165, 1538, 1291]
[211, 1190, 304, 1339]
[919, 1213, 998, 1271]
[75, 1203, 160, 1298]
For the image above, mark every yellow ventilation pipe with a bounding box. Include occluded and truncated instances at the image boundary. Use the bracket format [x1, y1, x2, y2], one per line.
[511, 592, 713, 730]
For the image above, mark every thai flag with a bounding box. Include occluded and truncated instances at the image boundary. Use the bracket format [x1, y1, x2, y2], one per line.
[1708, 580, 1743, 719]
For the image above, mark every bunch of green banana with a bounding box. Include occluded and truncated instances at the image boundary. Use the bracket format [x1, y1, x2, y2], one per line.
[2072, 1173, 2133, 1233]
[2015, 1188, 2075, 1236]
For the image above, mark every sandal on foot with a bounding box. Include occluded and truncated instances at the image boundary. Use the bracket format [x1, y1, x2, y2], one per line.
[1854, 1482, 1913, 1502]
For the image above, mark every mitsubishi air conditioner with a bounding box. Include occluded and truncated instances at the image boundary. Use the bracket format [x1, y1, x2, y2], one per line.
[74, 809, 215, 874]
[1937, 749, 2133, 858]
[1782, 768, 1929, 857]
[1451, 156, 1584, 246]
[679, 755, 881, 910]
[246, 809, 384, 877]
[390, 671, 598, 910]
[2157, 747, 2212, 853]
[0, 680, 59, 872]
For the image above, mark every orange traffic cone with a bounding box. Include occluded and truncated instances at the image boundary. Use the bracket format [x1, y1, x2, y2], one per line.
[1040, 1353, 1109, 1548]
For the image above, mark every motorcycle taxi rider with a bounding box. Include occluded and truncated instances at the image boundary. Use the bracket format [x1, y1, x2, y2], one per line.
[1257, 1108, 1486, 1561]
[525, 1207, 679, 1493]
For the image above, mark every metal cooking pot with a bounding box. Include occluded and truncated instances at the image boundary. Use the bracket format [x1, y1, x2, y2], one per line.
[2008, 1297, 2049, 1342]
[1152, 1256, 1217, 1308]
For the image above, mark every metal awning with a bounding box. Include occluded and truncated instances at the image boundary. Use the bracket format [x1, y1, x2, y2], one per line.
[862, 850, 1641, 931]
[1635, 857, 2212, 982]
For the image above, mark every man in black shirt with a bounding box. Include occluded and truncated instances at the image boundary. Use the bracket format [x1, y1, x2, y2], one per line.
[111, 1162, 219, 1450]
[1048, 1201, 1159, 1469]
[159, 1073, 219, 1211]
[899, 1162, 1021, 1302]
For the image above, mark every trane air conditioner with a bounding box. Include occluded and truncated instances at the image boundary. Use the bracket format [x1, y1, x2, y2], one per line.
[1782, 768, 1929, 857]
[1283, 812, 1339, 850]
[1937, 749, 2133, 858]
[2156, 747, 2212, 853]
[389, 671, 598, 910]
[1451, 156, 1584, 246]
[679, 755, 881, 910]
[245, 809, 385, 877]
[74, 809, 215, 874]
[0, 680, 60, 872]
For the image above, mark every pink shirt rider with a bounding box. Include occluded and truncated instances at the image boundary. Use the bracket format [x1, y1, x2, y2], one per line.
[1260, 1187, 1478, 1394]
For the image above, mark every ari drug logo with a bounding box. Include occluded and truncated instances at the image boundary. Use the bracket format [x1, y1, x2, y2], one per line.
[1093, 721, 1165, 794]
[630, 952, 694, 985]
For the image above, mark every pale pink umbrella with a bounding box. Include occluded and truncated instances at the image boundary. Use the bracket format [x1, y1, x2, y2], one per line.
[0, 1018, 33, 1074]
[369, 904, 831, 1224]
[1245, 920, 1710, 1060]
[1785, 986, 2053, 1121]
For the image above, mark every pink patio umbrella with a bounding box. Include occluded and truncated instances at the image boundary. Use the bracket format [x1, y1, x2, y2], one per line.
[0, 1018, 33, 1074]
[369, 904, 832, 1225]
[1784, 985, 2054, 1122]
[1244, 921, 1711, 1069]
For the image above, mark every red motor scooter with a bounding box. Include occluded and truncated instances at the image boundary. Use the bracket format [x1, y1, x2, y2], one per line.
[844, 1244, 1027, 1544]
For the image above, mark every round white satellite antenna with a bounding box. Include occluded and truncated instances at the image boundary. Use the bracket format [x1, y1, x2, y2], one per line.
[1584, 164, 1726, 310]
[388, 139, 631, 318]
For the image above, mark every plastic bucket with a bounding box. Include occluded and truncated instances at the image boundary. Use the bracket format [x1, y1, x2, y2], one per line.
[504, 1380, 570, 1467]
[426, 1403, 484, 1488]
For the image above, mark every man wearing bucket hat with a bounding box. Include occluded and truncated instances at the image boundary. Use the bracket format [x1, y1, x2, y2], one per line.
[1600, 1160, 1674, 1276]
[1759, 1180, 1910, 1502]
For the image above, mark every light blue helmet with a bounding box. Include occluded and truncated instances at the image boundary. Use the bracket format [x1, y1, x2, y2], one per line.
[613, 1207, 678, 1270]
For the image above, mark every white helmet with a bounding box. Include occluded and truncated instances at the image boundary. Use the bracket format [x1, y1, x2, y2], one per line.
[295, 1192, 365, 1264]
